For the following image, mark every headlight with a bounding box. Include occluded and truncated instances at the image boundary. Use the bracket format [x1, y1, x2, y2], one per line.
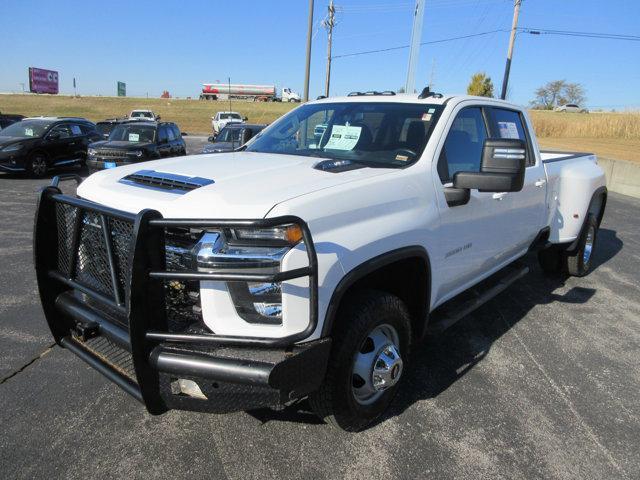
[191, 225, 304, 324]
[126, 150, 144, 157]
[2, 144, 23, 152]
[88, 148, 97, 156]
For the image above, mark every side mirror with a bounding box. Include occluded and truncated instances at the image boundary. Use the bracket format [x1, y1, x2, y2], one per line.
[207, 136, 215, 142]
[181, 132, 188, 136]
[156, 115, 161, 121]
[445, 138, 526, 207]
[243, 116, 248, 122]
[239, 128, 253, 145]
[454, 138, 526, 192]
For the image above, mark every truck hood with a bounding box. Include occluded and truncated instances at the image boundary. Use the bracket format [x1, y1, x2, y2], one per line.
[77, 151, 393, 218]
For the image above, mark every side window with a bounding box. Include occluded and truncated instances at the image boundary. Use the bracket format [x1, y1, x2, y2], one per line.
[69, 123, 84, 137]
[489, 108, 533, 166]
[158, 126, 168, 143]
[166, 125, 176, 141]
[438, 107, 487, 183]
[171, 125, 181, 139]
[50, 124, 72, 139]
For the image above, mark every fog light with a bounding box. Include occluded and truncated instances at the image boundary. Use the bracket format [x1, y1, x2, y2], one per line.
[253, 302, 282, 319]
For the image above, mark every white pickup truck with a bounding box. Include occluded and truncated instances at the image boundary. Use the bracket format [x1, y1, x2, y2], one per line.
[34, 91, 606, 431]
[211, 111, 246, 135]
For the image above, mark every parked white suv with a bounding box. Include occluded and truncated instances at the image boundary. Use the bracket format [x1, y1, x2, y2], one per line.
[211, 111, 246, 134]
[128, 109, 160, 121]
[34, 91, 606, 431]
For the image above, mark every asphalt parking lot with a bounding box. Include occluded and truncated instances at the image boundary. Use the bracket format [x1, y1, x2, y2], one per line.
[0, 152, 639, 479]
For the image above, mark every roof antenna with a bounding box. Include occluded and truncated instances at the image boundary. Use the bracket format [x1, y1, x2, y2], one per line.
[418, 86, 431, 99]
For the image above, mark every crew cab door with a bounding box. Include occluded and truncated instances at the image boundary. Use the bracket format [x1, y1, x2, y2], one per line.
[157, 125, 171, 157]
[432, 105, 516, 303]
[485, 107, 547, 250]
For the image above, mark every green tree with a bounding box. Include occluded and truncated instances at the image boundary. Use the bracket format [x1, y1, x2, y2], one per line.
[466, 72, 494, 97]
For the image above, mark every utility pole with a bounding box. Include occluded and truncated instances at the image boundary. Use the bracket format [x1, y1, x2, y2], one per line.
[303, 0, 315, 102]
[324, 0, 336, 97]
[500, 0, 522, 100]
[405, 0, 426, 94]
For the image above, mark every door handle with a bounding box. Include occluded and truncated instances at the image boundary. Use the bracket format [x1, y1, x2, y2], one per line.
[535, 178, 547, 188]
[492, 192, 508, 201]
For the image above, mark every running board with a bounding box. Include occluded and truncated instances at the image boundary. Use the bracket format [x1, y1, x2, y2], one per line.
[427, 263, 529, 335]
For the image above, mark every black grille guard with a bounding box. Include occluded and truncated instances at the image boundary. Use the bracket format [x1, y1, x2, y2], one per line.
[34, 175, 321, 413]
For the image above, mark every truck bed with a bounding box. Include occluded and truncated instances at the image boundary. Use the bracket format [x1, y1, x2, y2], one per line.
[540, 150, 595, 163]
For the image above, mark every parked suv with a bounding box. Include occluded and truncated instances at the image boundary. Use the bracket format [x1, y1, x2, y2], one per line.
[87, 121, 186, 173]
[0, 117, 100, 176]
[202, 123, 266, 153]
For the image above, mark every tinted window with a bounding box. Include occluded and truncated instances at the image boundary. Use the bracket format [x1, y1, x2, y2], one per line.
[50, 124, 73, 139]
[158, 125, 168, 143]
[69, 124, 84, 137]
[166, 125, 176, 141]
[490, 108, 533, 166]
[109, 124, 156, 143]
[0, 120, 52, 138]
[171, 125, 181, 139]
[438, 107, 487, 182]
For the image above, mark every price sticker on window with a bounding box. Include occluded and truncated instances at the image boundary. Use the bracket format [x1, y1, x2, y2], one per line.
[324, 125, 362, 150]
[128, 133, 140, 142]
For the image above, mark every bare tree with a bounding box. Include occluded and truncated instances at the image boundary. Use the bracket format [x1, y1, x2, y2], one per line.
[531, 80, 586, 109]
[562, 83, 586, 105]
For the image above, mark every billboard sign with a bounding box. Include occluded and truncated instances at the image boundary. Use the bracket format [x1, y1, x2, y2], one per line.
[117, 81, 126, 97]
[28, 67, 59, 94]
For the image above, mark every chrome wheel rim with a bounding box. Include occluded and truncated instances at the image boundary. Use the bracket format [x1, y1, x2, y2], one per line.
[31, 156, 47, 176]
[583, 225, 595, 265]
[351, 324, 403, 406]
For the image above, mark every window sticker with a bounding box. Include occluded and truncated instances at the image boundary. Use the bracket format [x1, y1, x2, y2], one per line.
[25, 128, 34, 137]
[70, 125, 82, 135]
[324, 125, 362, 150]
[128, 133, 140, 142]
[421, 113, 432, 121]
[498, 121, 520, 139]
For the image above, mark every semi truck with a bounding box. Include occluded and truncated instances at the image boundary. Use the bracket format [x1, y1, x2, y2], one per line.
[199, 83, 301, 102]
[34, 90, 607, 431]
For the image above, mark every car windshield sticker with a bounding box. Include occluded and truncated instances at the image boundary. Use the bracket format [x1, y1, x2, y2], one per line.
[128, 133, 140, 142]
[422, 113, 432, 121]
[25, 128, 34, 136]
[324, 125, 362, 150]
[498, 121, 520, 139]
[70, 125, 82, 135]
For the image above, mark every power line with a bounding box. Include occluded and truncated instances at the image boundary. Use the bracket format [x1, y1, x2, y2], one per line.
[520, 27, 640, 41]
[333, 29, 508, 59]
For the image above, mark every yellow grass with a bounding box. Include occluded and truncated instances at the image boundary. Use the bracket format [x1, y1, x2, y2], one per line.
[529, 110, 640, 139]
[0, 94, 297, 134]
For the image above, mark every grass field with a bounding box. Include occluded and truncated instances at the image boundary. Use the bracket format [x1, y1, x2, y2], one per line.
[1, 94, 639, 163]
[0, 94, 297, 134]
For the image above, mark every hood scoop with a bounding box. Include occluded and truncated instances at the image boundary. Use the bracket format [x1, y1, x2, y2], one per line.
[313, 159, 365, 173]
[119, 169, 214, 194]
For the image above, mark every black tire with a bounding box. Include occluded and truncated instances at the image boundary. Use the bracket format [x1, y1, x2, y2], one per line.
[537, 246, 562, 274]
[565, 214, 598, 277]
[309, 290, 411, 431]
[28, 152, 48, 178]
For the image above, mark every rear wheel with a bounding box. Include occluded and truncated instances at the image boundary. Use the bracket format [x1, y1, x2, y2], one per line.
[309, 290, 411, 431]
[565, 214, 598, 276]
[28, 153, 48, 178]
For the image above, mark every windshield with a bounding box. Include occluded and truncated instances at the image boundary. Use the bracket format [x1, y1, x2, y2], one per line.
[220, 113, 241, 120]
[109, 124, 156, 143]
[245, 102, 442, 167]
[216, 127, 242, 143]
[131, 111, 153, 118]
[0, 120, 51, 138]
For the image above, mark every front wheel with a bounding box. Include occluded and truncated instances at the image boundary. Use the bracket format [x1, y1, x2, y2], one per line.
[28, 153, 48, 178]
[309, 290, 411, 431]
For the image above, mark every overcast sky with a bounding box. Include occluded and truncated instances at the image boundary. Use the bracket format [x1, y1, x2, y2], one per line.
[1, 0, 638, 109]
